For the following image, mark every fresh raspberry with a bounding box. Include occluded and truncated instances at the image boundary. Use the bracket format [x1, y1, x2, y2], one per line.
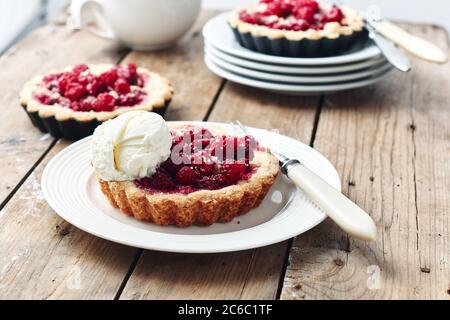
[264, 1, 289, 17]
[117, 91, 143, 106]
[70, 99, 93, 112]
[93, 93, 116, 112]
[64, 82, 87, 101]
[100, 69, 118, 87]
[239, 11, 262, 24]
[77, 74, 93, 86]
[220, 162, 246, 183]
[294, 6, 315, 23]
[324, 6, 344, 23]
[117, 63, 138, 84]
[43, 73, 58, 84]
[176, 166, 197, 185]
[57, 72, 77, 95]
[86, 77, 107, 95]
[200, 139, 211, 148]
[114, 78, 131, 95]
[34, 93, 55, 105]
[72, 64, 89, 75]
[127, 63, 138, 82]
[297, 0, 319, 13]
[195, 162, 215, 177]
[191, 153, 216, 177]
[314, 12, 325, 22]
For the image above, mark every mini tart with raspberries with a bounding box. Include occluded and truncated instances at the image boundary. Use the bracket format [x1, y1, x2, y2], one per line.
[19, 63, 173, 140]
[229, 0, 367, 57]
[98, 123, 279, 227]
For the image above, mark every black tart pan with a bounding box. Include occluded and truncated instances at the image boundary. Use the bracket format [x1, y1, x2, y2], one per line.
[21, 102, 170, 141]
[231, 26, 369, 58]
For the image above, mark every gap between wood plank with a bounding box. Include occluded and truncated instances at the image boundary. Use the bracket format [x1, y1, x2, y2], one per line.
[0, 47, 131, 213]
[114, 248, 143, 300]
[0, 138, 58, 211]
[274, 94, 325, 299]
[407, 71, 420, 253]
[113, 73, 227, 301]
[203, 79, 227, 121]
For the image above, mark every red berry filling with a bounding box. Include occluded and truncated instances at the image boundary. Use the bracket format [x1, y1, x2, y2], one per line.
[135, 126, 260, 195]
[33, 64, 148, 112]
[239, 0, 345, 31]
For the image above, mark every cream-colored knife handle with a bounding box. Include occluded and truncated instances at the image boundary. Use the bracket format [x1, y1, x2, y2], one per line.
[376, 20, 448, 64]
[287, 164, 377, 241]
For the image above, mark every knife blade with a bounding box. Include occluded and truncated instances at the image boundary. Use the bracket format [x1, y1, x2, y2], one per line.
[366, 22, 412, 72]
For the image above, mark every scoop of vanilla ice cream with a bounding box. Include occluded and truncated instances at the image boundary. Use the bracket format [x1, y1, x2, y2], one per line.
[91, 111, 172, 181]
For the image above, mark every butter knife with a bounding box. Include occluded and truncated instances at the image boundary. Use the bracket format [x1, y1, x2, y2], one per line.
[365, 22, 412, 72]
[366, 15, 448, 65]
[233, 121, 377, 242]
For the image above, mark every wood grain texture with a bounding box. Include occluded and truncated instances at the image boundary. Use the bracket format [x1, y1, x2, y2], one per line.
[0, 141, 139, 299]
[0, 11, 225, 300]
[120, 10, 223, 121]
[281, 25, 450, 300]
[120, 83, 319, 300]
[0, 17, 127, 206]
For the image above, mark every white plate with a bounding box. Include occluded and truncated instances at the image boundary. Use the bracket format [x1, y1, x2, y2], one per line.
[205, 56, 394, 95]
[206, 51, 392, 84]
[42, 122, 341, 253]
[205, 43, 387, 75]
[203, 12, 381, 66]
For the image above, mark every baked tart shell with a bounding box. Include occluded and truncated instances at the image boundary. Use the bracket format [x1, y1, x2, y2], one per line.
[228, 5, 368, 58]
[20, 101, 170, 140]
[98, 151, 279, 227]
[19, 64, 173, 140]
[230, 26, 368, 58]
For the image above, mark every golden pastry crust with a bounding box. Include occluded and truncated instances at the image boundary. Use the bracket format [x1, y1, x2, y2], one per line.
[229, 3, 365, 41]
[97, 123, 279, 227]
[19, 64, 174, 122]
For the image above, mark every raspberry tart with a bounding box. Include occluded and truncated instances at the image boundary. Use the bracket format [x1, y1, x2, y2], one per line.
[92, 111, 279, 227]
[20, 64, 173, 140]
[229, 0, 367, 57]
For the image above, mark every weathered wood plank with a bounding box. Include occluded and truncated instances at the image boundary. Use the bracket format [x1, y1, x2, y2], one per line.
[0, 18, 127, 206]
[281, 25, 450, 300]
[0, 141, 139, 299]
[120, 83, 319, 299]
[0, 10, 225, 300]
[411, 26, 450, 299]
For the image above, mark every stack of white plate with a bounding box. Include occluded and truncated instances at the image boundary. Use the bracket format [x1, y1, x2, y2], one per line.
[202, 13, 394, 95]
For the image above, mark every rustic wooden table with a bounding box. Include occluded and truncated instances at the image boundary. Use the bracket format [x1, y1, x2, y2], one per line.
[0, 11, 449, 300]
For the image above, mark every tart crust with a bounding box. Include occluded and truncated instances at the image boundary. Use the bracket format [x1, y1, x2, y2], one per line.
[97, 123, 280, 227]
[229, 3, 365, 41]
[19, 64, 174, 123]
[228, 2, 367, 57]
